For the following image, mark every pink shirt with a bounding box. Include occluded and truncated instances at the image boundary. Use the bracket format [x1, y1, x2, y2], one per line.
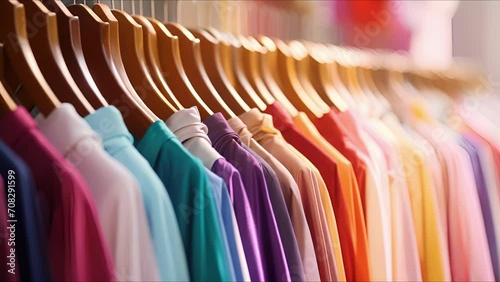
[0, 107, 115, 281]
[37, 104, 160, 281]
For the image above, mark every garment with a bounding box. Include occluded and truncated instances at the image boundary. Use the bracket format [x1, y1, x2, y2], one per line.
[165, 107, 254, 281]
[0, 141, 47, 282]
[205, 113, 290, 282]
[292, 112, 372, 282]
[366, 120, 422, 281]
[463, 118, 500, 278]
[0, 107, 115, 281]
[383, 115, 451, 281]
[85, 106, 189, 281]
[457, 136, 496, 280]
[266, 103, 353, 281]
[229, 115, 320, 281]
[211, 158, 264, 281]
[205, 169, 238, 281]
[135, 120, 233, 281]
[242, 143, 305, 281]
[313, 107, 392, 281]
[37, 104, 159, 281]
[239, 109, 330, 282]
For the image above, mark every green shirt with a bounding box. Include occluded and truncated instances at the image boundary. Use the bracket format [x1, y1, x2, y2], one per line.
[135, 121, 233, 281]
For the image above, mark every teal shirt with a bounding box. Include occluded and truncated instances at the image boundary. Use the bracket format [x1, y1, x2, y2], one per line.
[135, 120, 233, 281]
[85, 107, 189, 281]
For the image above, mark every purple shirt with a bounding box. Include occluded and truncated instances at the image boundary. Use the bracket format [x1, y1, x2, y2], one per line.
[0, 107, 115, 281]
[205, 113, 291, 282]
[211, 158, 265, 281]
[460, 135, 498, 279]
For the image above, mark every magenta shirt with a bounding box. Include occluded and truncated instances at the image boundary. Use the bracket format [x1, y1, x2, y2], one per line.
[0, 107, 115, 281]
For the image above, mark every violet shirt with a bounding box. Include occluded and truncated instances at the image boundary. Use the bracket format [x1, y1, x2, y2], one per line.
[460, 135, 498, 279]
[0, 107, 115, 281]
[242, 144, 305, 281]
[205, 113, 290, 282]
[211, 158, 265, 281]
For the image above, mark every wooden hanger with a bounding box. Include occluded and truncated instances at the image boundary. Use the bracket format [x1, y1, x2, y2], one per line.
[204, 27, 235, 87]
[42, 0, 107, 109]
[238, 35, 275, 106]
[165, 23, 235, 118]
[263, 37, 324, 119]
[301, 41, 348, 113]
[253, 36, 298, 117]
[67, 4, 154, 138]
[0, 0, 59, 116]
[96, 8, 176, 120]
[189, 28, 248, 116]
[90, 3, 157, 121]
[0, 80, 17, 117]
[17, 0, 93, 116]
[223, 32, 266, 111]
[132, 15, 183, 110]
[288, 41, 331, 114]
[146, 19, 212, 119]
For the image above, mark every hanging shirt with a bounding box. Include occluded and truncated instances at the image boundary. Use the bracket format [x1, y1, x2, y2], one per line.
[204, 169, 238, 281]
[366, 120, 422, 281]
[85, 106, 189, 282]
[242, 143, 305, 281]
[36, 104, 159, 281]
[383, 115, 451, 281]
[228, 115, 318, 281]
[135, 120, 233, 281]
[313, 107, 392, 281]
[292, 112, 372, 282]
[205, 113, 291, 282]
[459, 136, 500, 280]
[265, 103, 350, 281]
[228, 116, 307, 281]
[239, 109, 332, 282]
[165, 107, 255, 281]
[0, 141, 47, 282]
[0, 107, 115, 281]
[463, 131, 500, 280]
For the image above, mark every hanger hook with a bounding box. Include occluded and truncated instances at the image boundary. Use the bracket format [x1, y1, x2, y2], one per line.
[151, 0, 155, 19]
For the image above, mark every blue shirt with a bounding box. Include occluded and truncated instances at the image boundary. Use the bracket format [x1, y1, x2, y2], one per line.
[0, 141, 51, 281]
[85, 106, 189, 281]
[205, 168, 241, 281]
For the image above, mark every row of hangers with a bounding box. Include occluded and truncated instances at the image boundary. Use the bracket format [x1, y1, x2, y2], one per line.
[0, 0, 482, 139]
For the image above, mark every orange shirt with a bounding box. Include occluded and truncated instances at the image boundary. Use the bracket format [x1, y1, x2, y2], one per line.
[293, 112, 371, 282]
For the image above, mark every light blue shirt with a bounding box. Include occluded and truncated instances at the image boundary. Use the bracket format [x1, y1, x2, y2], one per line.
[205, 168, 242, 281]
[85, 106, 189, 281]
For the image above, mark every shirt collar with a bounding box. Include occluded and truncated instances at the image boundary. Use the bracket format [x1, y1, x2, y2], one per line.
[227, 116, 253, 146]
[84, 106, 134, 148]
[263, 101, 295, 132]
[166, 107, 222, 169]
[165, 106, 211, 144]
[238, 108, 281, 143]
[135, 120, 177, 166]
[36, 103, 101, 156]
[0, 106, 37, 147]
[204, 113, 241, 150]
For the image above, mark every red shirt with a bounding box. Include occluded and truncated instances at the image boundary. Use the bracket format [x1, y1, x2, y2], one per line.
[265, 102, 371, 281]
[0, 107, 115, 281]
